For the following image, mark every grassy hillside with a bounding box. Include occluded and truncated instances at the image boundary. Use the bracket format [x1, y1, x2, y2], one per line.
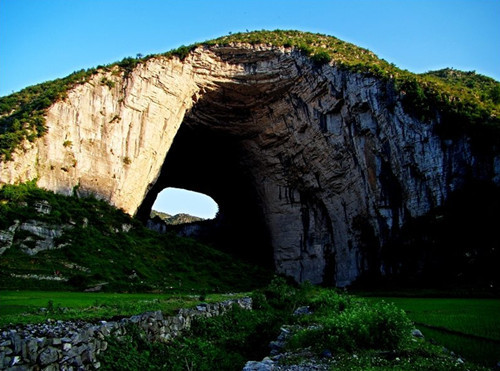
[1, 30, 499, 160]
[0, 182, 271, 293]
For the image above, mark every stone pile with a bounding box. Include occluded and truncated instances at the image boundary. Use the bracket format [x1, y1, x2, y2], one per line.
[0, 297, 252, 370]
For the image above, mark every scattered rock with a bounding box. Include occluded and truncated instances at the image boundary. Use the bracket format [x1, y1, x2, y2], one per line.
[84, 283, 108, 292]
[9, 355, 20, 366]
[18, 220, 69, 256]
[51, 338, 61, 345]
[321, 349, 332, 358]
[0, 221, 20, 255]
[243, 357, 275, 371]
[9, 332, 21, 354]
[293, 306, 312, 316]
[34, 200, 51, 215]
[38, 347, 59, 365]
[411, 329, 424, 338]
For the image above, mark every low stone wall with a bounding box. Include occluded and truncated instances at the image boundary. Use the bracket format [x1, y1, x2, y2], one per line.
[0, 297, 252, 370]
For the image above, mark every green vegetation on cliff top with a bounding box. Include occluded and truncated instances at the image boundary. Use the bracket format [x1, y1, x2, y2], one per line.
[1, 30, 499, 160]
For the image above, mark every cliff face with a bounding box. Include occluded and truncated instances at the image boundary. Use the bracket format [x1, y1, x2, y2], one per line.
[1, 44, 499, 285]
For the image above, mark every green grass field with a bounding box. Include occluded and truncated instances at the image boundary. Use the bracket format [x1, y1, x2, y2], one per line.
[365, 297, 500, 367]
[0, 290, 245, 328]
[1, 289, 497, 369]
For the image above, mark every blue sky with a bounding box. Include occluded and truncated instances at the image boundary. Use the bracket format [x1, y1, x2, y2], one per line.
[156, 188, 218, 219]
[1, 0, 499, 217]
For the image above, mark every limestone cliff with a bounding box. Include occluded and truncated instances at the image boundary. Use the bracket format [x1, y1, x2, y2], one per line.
[1, 36, 499, 285]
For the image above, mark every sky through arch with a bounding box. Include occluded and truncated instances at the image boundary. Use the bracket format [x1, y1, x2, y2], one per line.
[152, 188, 219, 219]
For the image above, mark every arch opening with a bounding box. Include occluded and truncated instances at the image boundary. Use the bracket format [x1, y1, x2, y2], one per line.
[134, 53, 339, 282]
[152, 187, 219, 222]
[137, 114, 274, 268]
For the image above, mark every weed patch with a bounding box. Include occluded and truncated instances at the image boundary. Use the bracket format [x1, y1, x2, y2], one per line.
[288, 292, 412, 353]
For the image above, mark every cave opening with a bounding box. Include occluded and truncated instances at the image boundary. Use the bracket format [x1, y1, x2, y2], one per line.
[137, 116, 274, 268]
[135, 62, 304, 271]
[129, 51, 345, 283]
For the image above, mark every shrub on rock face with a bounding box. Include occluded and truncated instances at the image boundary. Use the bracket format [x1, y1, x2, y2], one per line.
[311, 51, 331, 66]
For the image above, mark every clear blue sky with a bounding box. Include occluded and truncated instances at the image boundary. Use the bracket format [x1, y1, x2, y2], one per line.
[1, 0, 499, 217]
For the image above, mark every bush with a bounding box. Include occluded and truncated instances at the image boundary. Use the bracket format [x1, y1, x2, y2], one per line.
[116, 57, 138, 75]
[306, 288, 352, 315]
[99, 325, 151, 371]
[97, 280, 470, 370]
[100, 77, 115, 89]
[0, 180, 39, 202]
[297, 43, 313, 56]
[171, 45, 193, 61]
[259, 276, 299, 311]
[288, 299, 413, 352]
[67, 274, 89, 290]
[311, 51, 331, 66]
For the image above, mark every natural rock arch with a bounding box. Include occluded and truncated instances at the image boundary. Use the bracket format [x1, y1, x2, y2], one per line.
[1, 44, 498, 285]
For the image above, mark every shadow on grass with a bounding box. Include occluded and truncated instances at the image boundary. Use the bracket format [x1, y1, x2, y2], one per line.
[419, 325, 500, 368]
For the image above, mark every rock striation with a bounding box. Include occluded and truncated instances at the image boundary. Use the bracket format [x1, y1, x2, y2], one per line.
[1, 43, 499, 285]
